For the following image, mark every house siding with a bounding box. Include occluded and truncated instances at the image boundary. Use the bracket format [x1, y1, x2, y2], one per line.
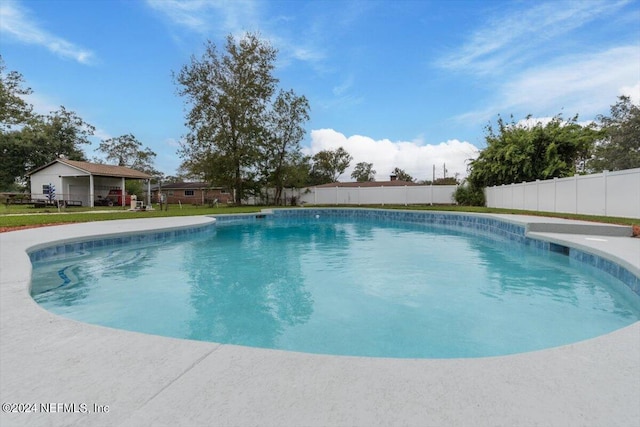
[153, 188, 232, 205]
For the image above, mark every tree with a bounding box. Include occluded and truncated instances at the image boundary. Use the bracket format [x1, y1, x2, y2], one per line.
[589, 96, 640, 172]
[0, 59, 96, 190]
[262, 89, 310, 204]
[0, 106, 93, 189]
[433, 177, 459, 185]
[175, 33, 278, 204]
[0, 131, 29, 190]
[391, 167, 414, 182]
[0, 56, 33, 130]
[453, 182, 486, 206]
[25, 107, 92, 169]
[97, 133, 158, 175]
[468, 114, 600, 188]
[310, 147, 352, 183]
[281, 153, 312, 189]
[351, 162, 376, 182]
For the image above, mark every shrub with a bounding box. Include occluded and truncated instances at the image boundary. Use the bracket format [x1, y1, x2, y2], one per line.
[453, 184, 486, 206]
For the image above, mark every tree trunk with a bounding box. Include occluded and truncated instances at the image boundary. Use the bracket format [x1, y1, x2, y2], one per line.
[234, 164, 242, 205]
[274, 186, 283, 205]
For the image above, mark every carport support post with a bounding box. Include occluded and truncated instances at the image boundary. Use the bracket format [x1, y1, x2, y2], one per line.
[147, 179, 151, 208]
[121, 177, 126, 207]
[89, 174, 95, 208]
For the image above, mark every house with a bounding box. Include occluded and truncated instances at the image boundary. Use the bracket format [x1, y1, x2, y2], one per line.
[312, 174, 419, 188]
[152, 182, 232, 205]
[28, 159, 153, 207]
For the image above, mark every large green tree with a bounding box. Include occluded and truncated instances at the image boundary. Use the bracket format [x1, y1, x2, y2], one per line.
[391, 167, 415, 182]
[0, 56, 33, 130]
[0, 106, 93, 189]
[309, 147, 352, 184]
[262, 89, 310, 204]
[351, 162, 376, 182]
[589, 96, 640, 172]
[97, 133, 158, 175]
[468, 114, 600, 188]
[175, 33, 278, 204]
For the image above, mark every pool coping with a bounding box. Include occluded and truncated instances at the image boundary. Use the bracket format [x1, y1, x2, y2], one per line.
[1, 211, 639, 426]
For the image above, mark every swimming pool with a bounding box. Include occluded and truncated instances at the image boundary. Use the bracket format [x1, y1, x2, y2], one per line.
[29, 209, 640, 358]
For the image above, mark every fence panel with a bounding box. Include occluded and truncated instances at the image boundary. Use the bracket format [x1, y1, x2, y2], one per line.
[577, 173, 605, 216]
[523, 182, 538, 211]
[298, 185, 458, 206]
[485, 168, 640, 218]
[555, 177, 576, 214]
[607, 169, 640, 218]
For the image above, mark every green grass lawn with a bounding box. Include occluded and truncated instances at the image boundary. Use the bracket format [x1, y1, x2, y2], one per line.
[0, 204, 265, 228]
[1, 203, 637, 228]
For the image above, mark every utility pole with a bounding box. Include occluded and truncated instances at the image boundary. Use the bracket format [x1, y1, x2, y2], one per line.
[432, 164, 435, 182]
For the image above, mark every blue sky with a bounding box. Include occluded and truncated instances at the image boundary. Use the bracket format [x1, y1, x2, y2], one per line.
[1, 0, 639, 181]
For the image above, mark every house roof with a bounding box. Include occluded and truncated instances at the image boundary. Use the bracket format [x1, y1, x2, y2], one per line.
[29, 159, 153, 179]
[314, 180, 419, 188]
[153, 182, 224, 190]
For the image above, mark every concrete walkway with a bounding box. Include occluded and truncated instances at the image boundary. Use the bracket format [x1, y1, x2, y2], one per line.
[1, 214, 638, 427]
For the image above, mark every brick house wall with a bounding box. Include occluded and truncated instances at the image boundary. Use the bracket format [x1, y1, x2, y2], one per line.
[152, 183, 232, 205]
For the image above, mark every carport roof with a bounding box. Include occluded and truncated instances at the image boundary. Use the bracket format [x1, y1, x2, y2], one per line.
[29, 159, 153, 179]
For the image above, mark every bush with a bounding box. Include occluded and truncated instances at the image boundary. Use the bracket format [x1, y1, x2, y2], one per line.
[454, 184, 486, 206]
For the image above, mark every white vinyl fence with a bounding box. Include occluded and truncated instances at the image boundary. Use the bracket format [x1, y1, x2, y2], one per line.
[485, 168, 640, 218]
[299, 185, 458, 206]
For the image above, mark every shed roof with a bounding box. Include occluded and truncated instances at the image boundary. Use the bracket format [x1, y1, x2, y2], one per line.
[29, 159, 153, 179]
[314, 180, 419, 188]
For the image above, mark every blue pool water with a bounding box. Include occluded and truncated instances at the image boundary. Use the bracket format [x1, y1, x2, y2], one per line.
[30, 215, 640, 358]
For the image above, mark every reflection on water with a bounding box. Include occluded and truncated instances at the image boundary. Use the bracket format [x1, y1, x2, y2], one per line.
[183, 223, 314, 347]
[30, 217, 640, 358]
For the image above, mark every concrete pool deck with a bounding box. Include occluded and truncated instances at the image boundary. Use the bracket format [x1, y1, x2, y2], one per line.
[0, 213, 638, 427]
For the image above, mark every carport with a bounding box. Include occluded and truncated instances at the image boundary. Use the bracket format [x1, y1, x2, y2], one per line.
[28, 159, 153, 208]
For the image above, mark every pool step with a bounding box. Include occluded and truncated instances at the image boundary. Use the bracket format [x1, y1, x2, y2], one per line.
[527, 222, 632, 237]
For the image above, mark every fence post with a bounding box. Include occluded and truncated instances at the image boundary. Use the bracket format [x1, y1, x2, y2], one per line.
[535, 180, 539, 212]
[603, 170, 608, 216]
[430, 183, 433, 206]
[553, 177, 558, 213]
[574, 174, 578, 214]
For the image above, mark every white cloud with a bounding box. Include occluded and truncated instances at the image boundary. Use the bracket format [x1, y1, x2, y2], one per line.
[146, 0, 260, 35]
[0, 0, 95, 64]
[146, 0, 328, 71]
[439, 0, 628, 75]
[332, 75, 354, 96]
[458, 45, 640, 123]
[620, 82, 640, 105]
[305, 129, 479, 182]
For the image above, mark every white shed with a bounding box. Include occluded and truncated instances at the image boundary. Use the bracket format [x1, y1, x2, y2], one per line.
[28, 159, 153, 207]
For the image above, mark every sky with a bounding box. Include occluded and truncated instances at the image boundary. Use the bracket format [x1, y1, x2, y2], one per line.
[1, 0, 639, 182]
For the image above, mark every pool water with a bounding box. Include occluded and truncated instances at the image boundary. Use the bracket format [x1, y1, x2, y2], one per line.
[30, 217, 640, 358]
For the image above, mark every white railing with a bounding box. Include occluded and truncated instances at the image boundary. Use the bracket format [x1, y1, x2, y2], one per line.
[485, 168, 640, 218]
[298, 185, 458, 206]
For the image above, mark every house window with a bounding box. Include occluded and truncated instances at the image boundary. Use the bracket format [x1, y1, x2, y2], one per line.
[42, 184, 50, 195]
[184, 190, 195, 196]
[168, 191, 174, 196]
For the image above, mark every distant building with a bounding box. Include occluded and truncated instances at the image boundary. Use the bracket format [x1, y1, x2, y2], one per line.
[152, 182, 232, 205]
[313, 176, 419, 188]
